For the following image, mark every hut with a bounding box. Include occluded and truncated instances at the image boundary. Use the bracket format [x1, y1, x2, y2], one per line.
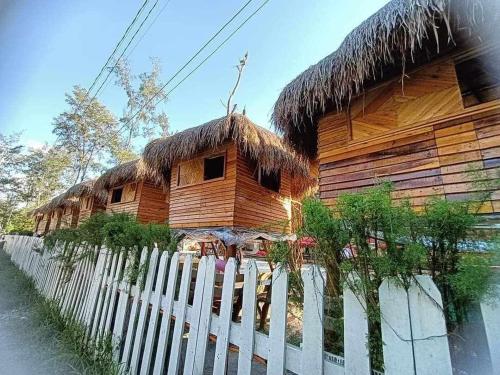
[272, 0, 500, 212]
[93, 159, 169, 224]
[61, 180, 107, 226]
[31, 195, 80, 234]
[142, 114, 313, 233]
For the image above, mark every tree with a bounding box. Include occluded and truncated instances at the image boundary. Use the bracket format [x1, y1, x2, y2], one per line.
[52, 86, 119, 183]
[113, 58, 169, 151]
[0, 132, 25, 197]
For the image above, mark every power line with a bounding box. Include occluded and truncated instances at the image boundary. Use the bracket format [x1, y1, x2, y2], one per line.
[126, 0, 173, 60]
[165, 0, 270, 98]
[90, 0, 162, 101]
[86, 0, 151, 96]
[122, 0, 267, 129]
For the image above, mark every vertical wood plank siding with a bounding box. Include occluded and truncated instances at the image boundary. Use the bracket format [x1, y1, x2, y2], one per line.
[318, 58, 500, 212]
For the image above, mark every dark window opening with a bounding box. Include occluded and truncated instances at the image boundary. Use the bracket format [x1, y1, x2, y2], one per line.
[111, 188, 123, 203]
[455, 49, 500, 108]
[204, 155, 225, 181]
[259, 167, 281, 193]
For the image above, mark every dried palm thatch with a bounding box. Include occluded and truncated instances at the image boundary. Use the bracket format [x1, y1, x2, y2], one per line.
[272, 0, 494, 158]
[143, 114, 313, 194]
[93, 159, 163, 192]
[32, 194, 80, 215]
[62, 180, 108, 205]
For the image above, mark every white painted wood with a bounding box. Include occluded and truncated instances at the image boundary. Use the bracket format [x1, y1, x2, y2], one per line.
[380, 276, 452, 375]
[152, 252, 180, 375]
[104, 251, 125, 333]
[183, 256, 208, 375]
[213, 258, 236, 375]
[84, 248, 107, 335]
[140, 250, 169, 375]
[112, 252, 132, 361]
[166, 254, 193, 375]
[184, 256, 216, 375]
[129, 248, 159, 374]
[343, 272, 370, 375]
[480, 281, 500, 375]
[98, 252, 119, 337]
[301, 265, 324, 375]
[267, 264, 289, 375]
[237, 259, 258, 375]
[90, 248, 112, 340]
[121, 248, 148, 368]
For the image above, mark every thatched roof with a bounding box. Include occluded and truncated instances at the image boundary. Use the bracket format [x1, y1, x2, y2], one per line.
[62, 180, 107, 205]
[272, 0, 497, 158]
[93, 159, 163, 192]
[32, 194, 80, 216]
[142, 114, 312, 192]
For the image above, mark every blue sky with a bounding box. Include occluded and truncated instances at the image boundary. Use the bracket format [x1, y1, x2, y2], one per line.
[0, 0, 388, 150]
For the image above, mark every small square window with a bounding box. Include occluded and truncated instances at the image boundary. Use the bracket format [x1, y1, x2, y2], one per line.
[258, 167, 281, 193]
[111, 188, 123, 203]
[204, 155, 225, 181]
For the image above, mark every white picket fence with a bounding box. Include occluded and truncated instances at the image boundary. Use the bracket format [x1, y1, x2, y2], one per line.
[3, 235, 499, 375]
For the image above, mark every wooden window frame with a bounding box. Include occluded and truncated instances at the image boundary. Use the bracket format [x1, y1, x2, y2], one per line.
[175, 151, 227, 189]
[110, 186, 124, 204]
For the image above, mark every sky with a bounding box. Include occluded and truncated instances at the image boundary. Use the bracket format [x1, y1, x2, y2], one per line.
[0, 0, 388, 151]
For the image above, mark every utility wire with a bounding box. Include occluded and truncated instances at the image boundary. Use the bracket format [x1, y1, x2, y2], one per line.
[86, 0, 151, 96]
[90, 0, 162, 101]
[165, 0, 270, 98]
[126, 0, 173, 60]
[122, 0, 268, 129]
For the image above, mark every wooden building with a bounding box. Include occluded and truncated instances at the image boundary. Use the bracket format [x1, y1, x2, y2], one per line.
[60, 180, 107, 226]
[32, 195, 80, 234]
[142, 114, 312, 233]
[273, 0, 500, 213]
[93, 159, 169, 224]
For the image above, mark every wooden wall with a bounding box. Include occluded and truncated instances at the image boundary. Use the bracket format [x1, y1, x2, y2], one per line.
[233, 148, 293, 233]
[317, 57, 500, 212]
[59, 206, 79, 229]
[169, 144, 237, 229]
[48, 209, 62, 232]
[105, 180, 169, 224]
[77, 196, 106, 226]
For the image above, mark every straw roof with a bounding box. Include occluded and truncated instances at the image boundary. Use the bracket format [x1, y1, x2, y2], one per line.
[62, 180, 107, 205]
[31, 193, 80, 216]
[142, 114, 312, 188]
[272, 0, 495, 158]
[93, 159, 163, 192]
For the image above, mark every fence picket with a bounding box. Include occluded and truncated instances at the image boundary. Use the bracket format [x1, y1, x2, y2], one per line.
[140, 250, 169, 375]
[166, 254, 193, 375]
[152, 252, 180, 375]
[267, 264, 288, 375]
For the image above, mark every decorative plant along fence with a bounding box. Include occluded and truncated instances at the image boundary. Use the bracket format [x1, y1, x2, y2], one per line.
[3, 235, 499, 375]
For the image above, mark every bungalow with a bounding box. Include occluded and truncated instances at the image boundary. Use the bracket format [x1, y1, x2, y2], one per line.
[142, 114, 313, 233]
[272, 0, 500, 212]
[93, 159, 169, 224]
[60, 180, 107, 226]
[32, 195, 80, 234]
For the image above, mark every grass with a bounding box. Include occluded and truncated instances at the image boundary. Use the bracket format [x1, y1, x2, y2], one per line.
[1, 251, 124, 375]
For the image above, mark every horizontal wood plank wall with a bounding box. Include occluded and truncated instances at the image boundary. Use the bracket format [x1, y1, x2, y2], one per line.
[77, 196, 106, 226]
[233, 148, 293, 233]
[169, 144, 237, 229]
[105, 181, 142, 217]
[60, 207, 79, 229]
[136, 182, 169, 224]
[318, 58, 500, 212]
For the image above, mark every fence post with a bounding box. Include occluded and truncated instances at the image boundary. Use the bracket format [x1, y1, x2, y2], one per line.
[301, 265, 324, 374]
[343, 272, 371, 375]
[480, 279, 500, 374]
[379, 275, 452, 375]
